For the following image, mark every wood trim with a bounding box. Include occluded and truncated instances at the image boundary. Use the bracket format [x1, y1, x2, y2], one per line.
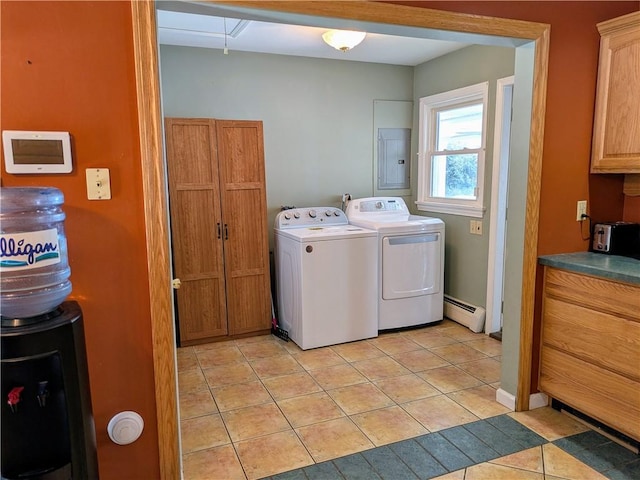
[597, 10, 640, 35]
[181, 329, 271, 347]
[130, 2, 180, 478]
[516, 25, 551, 412]
[624, 173, 640, 195]
[214, 0, 549, 40]
[130, 1, 551, 472]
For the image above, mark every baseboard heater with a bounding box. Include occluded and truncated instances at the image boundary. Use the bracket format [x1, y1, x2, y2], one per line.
[443, 294, 486, 333]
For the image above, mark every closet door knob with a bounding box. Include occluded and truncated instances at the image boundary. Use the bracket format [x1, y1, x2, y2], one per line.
[217, 223, 221, 239]
[224, 224, 229, 240]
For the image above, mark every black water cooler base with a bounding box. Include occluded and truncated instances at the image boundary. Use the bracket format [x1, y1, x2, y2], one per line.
[1, 301, 98, 479]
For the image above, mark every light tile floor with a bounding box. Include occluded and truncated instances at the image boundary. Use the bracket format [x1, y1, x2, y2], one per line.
[177, 320, 639, 479]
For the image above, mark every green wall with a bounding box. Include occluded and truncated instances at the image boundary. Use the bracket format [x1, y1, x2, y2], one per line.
[160, 44, 515, 304]
[159, 45, 413, 244]
[160, 43, 528, 397]
[411, 45, 516, 309]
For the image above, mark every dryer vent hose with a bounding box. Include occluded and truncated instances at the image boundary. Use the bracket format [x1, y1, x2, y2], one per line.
[341, 193, 351, 212]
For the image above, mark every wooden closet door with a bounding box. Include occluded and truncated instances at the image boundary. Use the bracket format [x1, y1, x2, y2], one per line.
[216, 120, 272, 335]
[165, 118, 228, 343]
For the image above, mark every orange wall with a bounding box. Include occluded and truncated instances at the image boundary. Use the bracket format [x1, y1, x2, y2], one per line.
[1, 2, 160, 478]
[624, 195, 640, 222]
[2, 1, 638, 477]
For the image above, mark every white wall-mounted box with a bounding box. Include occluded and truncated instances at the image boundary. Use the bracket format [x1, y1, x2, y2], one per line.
[2, 130, 73, 174]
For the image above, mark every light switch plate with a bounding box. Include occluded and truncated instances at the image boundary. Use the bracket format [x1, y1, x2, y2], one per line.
[86, 168, 111, 200]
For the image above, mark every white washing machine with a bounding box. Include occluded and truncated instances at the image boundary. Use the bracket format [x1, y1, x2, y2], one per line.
[274, 207, 378, 350]
[345, 197, 445, 330]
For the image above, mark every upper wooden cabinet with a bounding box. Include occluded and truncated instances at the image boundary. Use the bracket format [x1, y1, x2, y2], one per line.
[591, 11, 640, 174]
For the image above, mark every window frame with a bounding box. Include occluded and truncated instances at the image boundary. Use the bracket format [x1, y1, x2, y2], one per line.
[417, 82, 489, 218]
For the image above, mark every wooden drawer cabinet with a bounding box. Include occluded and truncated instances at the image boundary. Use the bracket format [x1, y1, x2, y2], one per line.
[591, 11, 640, 174]
[539, 267, 640, 441]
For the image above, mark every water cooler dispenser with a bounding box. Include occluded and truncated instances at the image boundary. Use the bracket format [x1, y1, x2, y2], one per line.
[1, 187, 98, 479]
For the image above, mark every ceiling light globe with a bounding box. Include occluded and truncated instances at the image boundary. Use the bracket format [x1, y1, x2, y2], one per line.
[322, 30, 366, 52]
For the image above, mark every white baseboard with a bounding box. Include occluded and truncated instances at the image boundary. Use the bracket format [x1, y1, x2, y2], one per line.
[495, 389, 549, 411]
[528, 392, 549, 410]
[496, 388, 515, 410]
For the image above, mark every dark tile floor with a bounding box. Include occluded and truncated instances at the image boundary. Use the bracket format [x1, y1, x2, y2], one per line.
[554, 430, 640, 480]
[266, 414, 640, 480]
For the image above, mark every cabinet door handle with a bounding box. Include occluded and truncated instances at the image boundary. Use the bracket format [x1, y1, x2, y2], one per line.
[217, 223, 221, 239]
[224, 224, 229, 240]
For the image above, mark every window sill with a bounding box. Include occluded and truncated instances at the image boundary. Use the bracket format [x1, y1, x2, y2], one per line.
[416, 200, 485, 218]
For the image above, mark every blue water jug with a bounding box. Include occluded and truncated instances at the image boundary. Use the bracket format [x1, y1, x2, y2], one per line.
[0, 187, 72, 319]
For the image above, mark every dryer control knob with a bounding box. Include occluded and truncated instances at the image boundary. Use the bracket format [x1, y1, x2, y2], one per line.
[284, 213, 291, 220]
[308, 210, 317, 218]
[333, 211, 340, 216]
[324, 210, 332, 217]
[293, 212, 300, 219]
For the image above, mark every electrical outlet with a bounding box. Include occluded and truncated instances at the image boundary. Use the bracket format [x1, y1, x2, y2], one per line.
[470, 220, 483, 235]
[576, 200, 587, 221]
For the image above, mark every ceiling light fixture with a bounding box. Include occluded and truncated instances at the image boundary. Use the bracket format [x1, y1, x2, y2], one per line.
[322, 29, 366, 52]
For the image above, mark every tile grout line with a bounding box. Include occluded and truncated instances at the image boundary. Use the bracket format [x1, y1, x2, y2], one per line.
[189, 330, 636, 477]
[253, 349, 323, 470]
[264, 342, 401, 468]
[362, 431, 454, 480]
[303, 415, 534, 480]
[204, 342, 255, 480]
[183, 324, 509, 478]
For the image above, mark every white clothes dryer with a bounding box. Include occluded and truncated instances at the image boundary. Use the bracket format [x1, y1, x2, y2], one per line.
[274, 207, 378, 350]
[345, 197, 445, 330]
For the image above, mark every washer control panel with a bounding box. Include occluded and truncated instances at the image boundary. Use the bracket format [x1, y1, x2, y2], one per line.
[275, 207, 346, 229]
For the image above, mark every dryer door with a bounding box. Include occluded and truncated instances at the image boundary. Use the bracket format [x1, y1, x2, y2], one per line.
[382, 232, 441, 299]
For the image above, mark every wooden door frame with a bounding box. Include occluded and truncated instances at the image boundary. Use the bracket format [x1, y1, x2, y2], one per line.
[130, 1, 550, 477]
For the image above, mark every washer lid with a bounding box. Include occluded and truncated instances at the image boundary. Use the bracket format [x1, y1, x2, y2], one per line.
[348, 216, 444, 234]
[275, 225, 377, 242]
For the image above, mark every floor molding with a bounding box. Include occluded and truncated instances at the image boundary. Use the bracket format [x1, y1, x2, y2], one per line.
[495, 389, 549, 411]
[529, 392, 549, 410]
[495, 388, 515, 410]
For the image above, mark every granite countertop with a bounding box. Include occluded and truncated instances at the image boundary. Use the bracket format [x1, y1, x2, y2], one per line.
[538, 252, 640, 285]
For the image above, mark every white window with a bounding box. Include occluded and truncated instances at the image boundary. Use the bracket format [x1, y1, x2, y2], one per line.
[417, 82, 488, 218]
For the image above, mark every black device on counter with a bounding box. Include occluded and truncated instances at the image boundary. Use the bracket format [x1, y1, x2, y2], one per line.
[591, 221, 640, 259]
